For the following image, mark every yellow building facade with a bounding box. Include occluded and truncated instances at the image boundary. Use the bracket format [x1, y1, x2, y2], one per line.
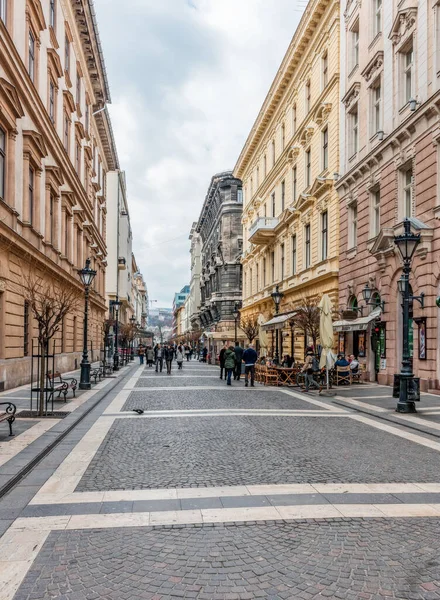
[234, 0, 340, 360]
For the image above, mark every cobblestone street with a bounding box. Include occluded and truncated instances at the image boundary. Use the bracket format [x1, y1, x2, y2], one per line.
[2, 361, 440, 600]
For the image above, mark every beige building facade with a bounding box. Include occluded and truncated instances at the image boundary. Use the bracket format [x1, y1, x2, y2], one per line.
[234, 0, 340, 360]
[0, 0, 118, 388]
[336, 0, 440, 390]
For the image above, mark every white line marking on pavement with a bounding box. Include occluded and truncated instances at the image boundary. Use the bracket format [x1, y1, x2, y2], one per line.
[279, 388, 345, 412]
[0, 420, 60, 468]
[109, 410, 350, 419]
[333, 396, 388, 412]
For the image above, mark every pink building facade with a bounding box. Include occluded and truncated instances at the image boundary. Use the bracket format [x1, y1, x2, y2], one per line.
[336, 0, 440, 391]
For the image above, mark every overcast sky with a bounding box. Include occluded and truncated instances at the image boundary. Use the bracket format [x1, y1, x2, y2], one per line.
[94, 0, 306, 307]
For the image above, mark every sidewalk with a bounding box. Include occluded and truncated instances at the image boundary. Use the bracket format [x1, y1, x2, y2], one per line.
[0, 361, 139, 500]
[330, 381, 440, 438]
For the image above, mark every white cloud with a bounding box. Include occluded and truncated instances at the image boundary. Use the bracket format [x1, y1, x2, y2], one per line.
[94, 0, 305, 306]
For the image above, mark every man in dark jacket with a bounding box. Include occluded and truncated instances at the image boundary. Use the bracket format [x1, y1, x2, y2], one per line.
[219, 344, 227, 379]
[164, 345, 174, 375]
[154, 344, 163, 373]
[233, 342, 244, 381]
[242, 344, 258, 387]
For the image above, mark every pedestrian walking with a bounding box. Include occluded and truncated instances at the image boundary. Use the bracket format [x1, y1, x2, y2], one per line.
[146, 346, 154, 367]
[164, 345, 174, 375]
[233, 342, 244, 381]
[224, 345, 236, 386]
[219, 343, 227, 380]
[189, 347, 193, 360]
[176, 345, 184, 370]
[154, 344, 164, 373]
[301, 347, 320, 392]
[242, 344, 258, 387]
[137, 344, 145, 365]
[185, 345, 190, 361]
[202, 347, 208, 363]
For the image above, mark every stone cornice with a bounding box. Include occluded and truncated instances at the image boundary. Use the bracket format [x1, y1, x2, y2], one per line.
[234, 0, 337, 179]
[361, 51, 384, 83]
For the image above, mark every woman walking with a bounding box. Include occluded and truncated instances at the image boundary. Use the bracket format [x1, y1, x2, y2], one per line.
[224, 345, 236, 386]
[301, 347, 320, 392]
[176, 345, 184, 370]
[146, 346, 154, 367]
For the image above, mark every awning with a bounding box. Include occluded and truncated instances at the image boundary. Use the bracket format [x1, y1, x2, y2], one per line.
[262, 312, 297, 331]
[333, 308, 382, 333]
[202, 330, 246, 341]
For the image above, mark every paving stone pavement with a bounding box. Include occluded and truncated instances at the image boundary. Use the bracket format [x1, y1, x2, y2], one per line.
[76, 414, 440, 491]
[13, 519, 440, 600]
[123, 389, 321, 411]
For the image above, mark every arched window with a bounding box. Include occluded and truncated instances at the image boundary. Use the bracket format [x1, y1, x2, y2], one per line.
[348, 295, 358, 309]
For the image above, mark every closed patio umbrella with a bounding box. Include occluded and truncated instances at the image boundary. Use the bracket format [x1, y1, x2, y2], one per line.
[318, 294, 337, 392]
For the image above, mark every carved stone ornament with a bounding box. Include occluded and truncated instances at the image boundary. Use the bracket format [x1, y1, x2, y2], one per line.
[0, 279, 6, 293]
[316, 196, 329, 213]
[287, 145, 301, 162]
[300, 209, 312, 225]
[314, 103, 332, 125]
[389, 7, 418, 46]
[361, 51, 384, 82]
[342, 82, 361, 109]
[300, 126, 315, 147]
[347, 281, 354, 297]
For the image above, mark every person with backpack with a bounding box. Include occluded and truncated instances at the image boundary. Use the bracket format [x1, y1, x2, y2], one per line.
[224, 345, 236, 386]
[242, 343, 258, 387]
[233, 342, 244, 381]
[301, 347, 320, 392]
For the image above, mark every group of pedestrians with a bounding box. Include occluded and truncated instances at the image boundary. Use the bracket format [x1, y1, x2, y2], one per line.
[219, 342, 258, 387]
[137, 343, 195, 374]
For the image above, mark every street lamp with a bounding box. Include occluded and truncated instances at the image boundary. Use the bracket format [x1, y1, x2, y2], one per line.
[271, 285, 284, 364]
[78, 258, 97, 390]
[112, 299, 122, 370]
[362, 283, 386, 312]
[232, 302, 240, 344]
[394, 219, 422, 413]
[130, 315, 136, 361]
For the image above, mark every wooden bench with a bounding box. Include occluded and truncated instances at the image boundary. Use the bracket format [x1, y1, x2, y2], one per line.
[47, 372, 77, 401]
[0, 402, 16, 436]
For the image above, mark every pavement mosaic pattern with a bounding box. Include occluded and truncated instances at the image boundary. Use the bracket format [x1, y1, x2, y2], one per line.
[135, 377, 228, 388]
[123, 389, 322, 411]
[13, 519, 440, 600]
[76, 415, 440, 491]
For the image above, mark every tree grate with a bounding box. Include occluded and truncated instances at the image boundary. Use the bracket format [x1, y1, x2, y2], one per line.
[17, 410, 68, 419]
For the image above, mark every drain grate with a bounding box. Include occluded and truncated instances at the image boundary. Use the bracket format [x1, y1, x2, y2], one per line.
[17, 411, 69, 419]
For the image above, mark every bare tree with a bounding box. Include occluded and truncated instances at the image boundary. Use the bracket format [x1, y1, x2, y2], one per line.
[294, 296, 321, 352]
[240, 315, 259, 343]
[20, 269, 80, 416]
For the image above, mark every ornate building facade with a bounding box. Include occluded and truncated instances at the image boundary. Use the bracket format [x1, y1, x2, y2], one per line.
[234, 0, 340, 359]
[0, 0, 118, 388]
[336, 0, 440, 390]
[196, 171, 243, 355]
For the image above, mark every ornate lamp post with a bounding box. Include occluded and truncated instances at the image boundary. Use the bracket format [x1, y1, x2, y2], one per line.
[130, 315, 136, 361]
[112, 298, 122, 370]
[271, 285, 284, 364]
[394, 219, 423, 413]
[78, 258, 97, 390]
[232, 303, 240, 344]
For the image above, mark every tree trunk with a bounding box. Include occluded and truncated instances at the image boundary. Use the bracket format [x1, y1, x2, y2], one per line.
[38, 339, 46, 417]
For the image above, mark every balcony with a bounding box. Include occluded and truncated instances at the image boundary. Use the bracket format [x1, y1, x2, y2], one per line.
[248, 217, 278, 245]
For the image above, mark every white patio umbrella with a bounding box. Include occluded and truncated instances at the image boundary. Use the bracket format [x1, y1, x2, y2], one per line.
[318, 294, 337, 391]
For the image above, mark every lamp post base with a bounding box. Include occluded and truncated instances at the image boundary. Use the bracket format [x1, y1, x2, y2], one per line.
[396, 374, 417, 413]
[79, 362, 91, 390]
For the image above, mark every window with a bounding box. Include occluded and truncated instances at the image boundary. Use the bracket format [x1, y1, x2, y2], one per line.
[349, 104, 359, 157]
[64, 114, 69, 151]
[321, 211, 328, 260]
[24, 301, 30, 357]
[349, 202, 358, 248]
[322, 128, 328, 170]
[372, 80, 382, 134]
[256, 166, 259, 188]
[272, 140, 275, 167]
[28, 31, 35, 81]
[263, 257, 266, 287]
[351, 23, 359, 71]
[322, 52, 328, 88]
[305, 149, 311, 187]
[50, 194, 54, 244]
[0, 0, 6, 24]
[64, 211, 69, 256]
[271, 251, 275, 282]
[75, 142, 81, 174]
[305, 224, 311, 268]
[237, 188, 243, 203]
[403, 167, 413, 217]
[404, 46, 414, 104]
[250, 177, 253, 197]
[249, 268, 253, 296]
[263, 155, 267, 177]
[65, 35, 70, 72]
[271, 192, 276, 217]
[291, 235, 297, 275]
[372, 188, 380, 236]
[0, 127, 5, 201]
[85, 103, 89, 134]
[49, 81, 55, 123]
[50, 0, 56, 29]
[28, 166, 34, 225]
[280, 244, 285, 280]
[281, 123, 285, 150]
[281, 180, 285, 212]
[374, 0, 382, 36]
[293, 166, 297, 202]
[256, 263, 259, 291]
[305, 80, 311, 112]
[293, 104, 297, 134]
[76, 72, 81, 106]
